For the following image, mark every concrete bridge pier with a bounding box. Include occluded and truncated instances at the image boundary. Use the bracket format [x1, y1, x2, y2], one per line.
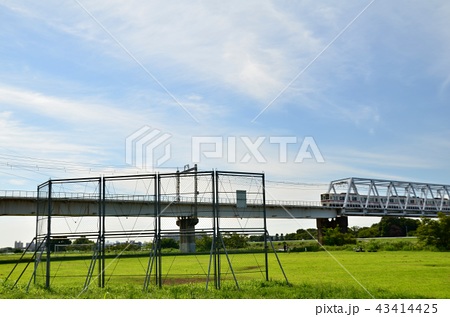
[176, 216, 199, 253]
[316, 216, 348, 245]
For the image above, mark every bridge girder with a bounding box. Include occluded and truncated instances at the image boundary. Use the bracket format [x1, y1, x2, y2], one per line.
[0, 196, 337, 219]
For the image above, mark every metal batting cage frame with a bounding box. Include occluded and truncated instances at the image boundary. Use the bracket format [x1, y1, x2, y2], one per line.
[11, 168, 287, 291]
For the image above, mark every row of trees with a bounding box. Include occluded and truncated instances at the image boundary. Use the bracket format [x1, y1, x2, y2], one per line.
[354, 217, 421, 238]
[44, 213, 449, 252]
[271, 213, 449, 250]
[48, 237, 144, 252]
[320, 213, 449, 250]
[206, 214, 450, 250]
[47, 234, 250, 253]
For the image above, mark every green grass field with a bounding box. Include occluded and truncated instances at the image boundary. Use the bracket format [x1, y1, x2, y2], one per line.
[1, 250, 449, 299]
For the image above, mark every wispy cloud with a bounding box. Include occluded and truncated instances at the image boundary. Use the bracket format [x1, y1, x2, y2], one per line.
[0, 85, 140, 129]
[1, 1, 325, 103]
[0, 110, 100, 158]
[1, 1, 450, 180]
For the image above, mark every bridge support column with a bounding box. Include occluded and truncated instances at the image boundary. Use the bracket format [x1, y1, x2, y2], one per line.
[176, 216, 199, 253]
[316, 216, 348, 245]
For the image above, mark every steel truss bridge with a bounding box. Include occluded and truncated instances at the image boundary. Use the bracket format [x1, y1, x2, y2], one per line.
[325, 177, 450, 218]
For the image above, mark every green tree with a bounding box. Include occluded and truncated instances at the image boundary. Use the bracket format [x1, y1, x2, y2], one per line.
[417, 212, 450, 251]
[357, 226, 379, 238]
[142, 241, 153, 250]
[378, 217, 420, 237]
[322, 227, 356, 246]
[73, 237, 94, 245]
[196, 235, 213, 252]
[68, 236, 95, 252]
[296, 228, 317, 240]
[222, 233, 248, 249]
[248, 234, 265, 242]
[160, 238, 179, 249]
[284, 233, 297, 240]
[106, 242, 142, 252]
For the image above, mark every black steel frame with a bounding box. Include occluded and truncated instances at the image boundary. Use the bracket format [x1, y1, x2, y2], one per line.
[26, 169, 286, 291]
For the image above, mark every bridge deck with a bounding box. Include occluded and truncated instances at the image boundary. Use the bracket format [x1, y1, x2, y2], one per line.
[0, 190, 447, 219]
[0, 191, 334, 219]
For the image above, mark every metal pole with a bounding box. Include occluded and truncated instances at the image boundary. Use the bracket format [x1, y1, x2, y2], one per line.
[157, 173, 162, 288]
[100, 177, 105, 288]
[211, 170, 216, 288]
[212, 170, 220, 289]
[176, 169, 180, 202]
[144, 175, 158, 289]
[45, 181, 52, 289]
[262, 173, 269, 281]
[34, 185, 40, 286]
[194, 164, 198, 219]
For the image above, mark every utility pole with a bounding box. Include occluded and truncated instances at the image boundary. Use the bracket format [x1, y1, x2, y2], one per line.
[176, 164, 199, 253]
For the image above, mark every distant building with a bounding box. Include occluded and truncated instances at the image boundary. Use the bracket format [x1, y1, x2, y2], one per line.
[14, 241, 23, 249]
[26, 241, 36, 251]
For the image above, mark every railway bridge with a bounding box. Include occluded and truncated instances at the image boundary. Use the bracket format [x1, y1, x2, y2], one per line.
[1, 176, 448, 246]
[2, 173, 449, 290]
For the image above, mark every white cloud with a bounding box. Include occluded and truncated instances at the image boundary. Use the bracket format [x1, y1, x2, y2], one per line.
[1, 1, 326, 103]
[0, 85, 138, 128]
[1, 0, 450, 186]
[0, 110, 99, 158]
[0, 85, 163, 180]
[3, 1, 450, 111]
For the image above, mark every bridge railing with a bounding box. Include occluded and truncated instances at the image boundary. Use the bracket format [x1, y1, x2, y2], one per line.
[266, 200, 323, 207]
[0, 190, 323, 207]
[0, 190, 38, 198]
[0, 190, 102, 200]
[94, 194, 324, 207]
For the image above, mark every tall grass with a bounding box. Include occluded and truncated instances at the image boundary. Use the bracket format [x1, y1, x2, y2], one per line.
[0, 280, 411, 299]
[1, 250, 449, 299]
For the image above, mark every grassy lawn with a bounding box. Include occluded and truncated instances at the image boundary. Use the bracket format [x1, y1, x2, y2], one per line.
[276, 251, 450, 298]
[1, 250, 449, 299]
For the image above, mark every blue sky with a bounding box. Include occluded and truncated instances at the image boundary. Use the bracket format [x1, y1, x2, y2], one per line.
[1, 1, 450, 247]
